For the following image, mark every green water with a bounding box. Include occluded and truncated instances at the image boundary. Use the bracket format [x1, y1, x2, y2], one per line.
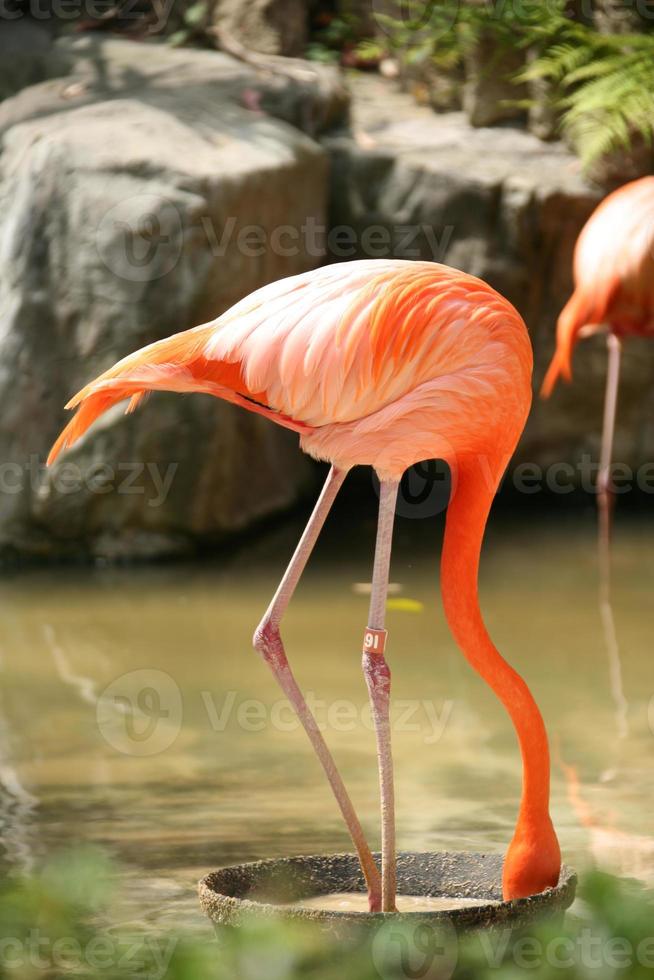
[0, 502, 652, 931]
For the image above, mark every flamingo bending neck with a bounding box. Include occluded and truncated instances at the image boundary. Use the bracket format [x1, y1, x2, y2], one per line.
[440, 454, 561, 900]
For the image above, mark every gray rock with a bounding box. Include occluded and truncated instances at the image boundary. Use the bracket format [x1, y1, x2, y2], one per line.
[0, 38, 334, 560]
[462, 31, 527, 128]
[0, 20, 72, 103]
[213, 0, 308, 57]
[575, 131, 654, 191]
[0, 35, 349, 139]
[525, 48, 559, 142]
[400, 56, 462, 114]
[593, 0, 654, 33]
[327, 75, 654, 483]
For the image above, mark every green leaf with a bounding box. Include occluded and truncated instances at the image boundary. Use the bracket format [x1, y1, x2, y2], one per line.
[168, 28, 191, 48]
[183, 1, 207, 28]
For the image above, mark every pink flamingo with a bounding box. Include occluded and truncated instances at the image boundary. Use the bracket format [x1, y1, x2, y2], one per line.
[48, 259, 560, 910]
[541, 176, 654, 544]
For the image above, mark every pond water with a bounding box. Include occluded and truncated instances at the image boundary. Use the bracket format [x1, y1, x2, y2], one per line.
[285, 894, 496, 912]
[0, 496, 652, 933]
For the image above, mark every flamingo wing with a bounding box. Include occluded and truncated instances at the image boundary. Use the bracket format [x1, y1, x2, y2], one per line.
[49, 259, 527, 465]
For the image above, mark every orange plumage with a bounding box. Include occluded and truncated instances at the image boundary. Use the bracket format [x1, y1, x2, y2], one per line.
[49, 260, 532, 480]
[542, 176, 654, 397]
[50, 258, 560, 903]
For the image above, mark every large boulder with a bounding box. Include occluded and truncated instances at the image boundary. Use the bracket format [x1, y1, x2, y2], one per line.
[0, 38, 344, 560]
[0, 20, 71, 103]
[326, 75, 654, 485]
[0, 35, 348, 138]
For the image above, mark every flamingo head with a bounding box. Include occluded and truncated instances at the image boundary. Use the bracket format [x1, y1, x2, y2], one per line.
[502, 816, 562, 900]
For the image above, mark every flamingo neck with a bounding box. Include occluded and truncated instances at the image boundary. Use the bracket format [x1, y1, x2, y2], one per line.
[440, 456, 553, 834]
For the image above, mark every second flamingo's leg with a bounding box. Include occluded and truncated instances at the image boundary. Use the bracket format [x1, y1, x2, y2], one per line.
[597, 332, 622, 554]
[362, 478, 400, 912]
[252, 465, 382, 911]
[597, 332, 629, 740]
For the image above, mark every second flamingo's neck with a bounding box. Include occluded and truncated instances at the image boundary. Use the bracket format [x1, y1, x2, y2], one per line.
[440, 455, 560, 899]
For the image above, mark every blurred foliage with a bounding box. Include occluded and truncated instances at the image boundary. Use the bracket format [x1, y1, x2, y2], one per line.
[361, 0, 547, 69]
[521, 19, 654, 167]
[17, 0, 654, 163]
[4, 0, 216, 44]
[307, 2, 378, 67]
[360, 0, 654, 167]
[1, 849, 654, 979]
[306, 18, 353, 65]
[166, 1, 213, 48]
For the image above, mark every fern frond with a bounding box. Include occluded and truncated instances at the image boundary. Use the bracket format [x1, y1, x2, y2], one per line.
[362, 2, 654, 168]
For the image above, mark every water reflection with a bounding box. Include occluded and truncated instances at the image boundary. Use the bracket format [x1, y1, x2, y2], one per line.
[0, 702, 38, 875]
[45, 623, 102, 709]
[0, 506, 652, 925]
[598, 525, 630, 744]
[560, 748, 654, 885]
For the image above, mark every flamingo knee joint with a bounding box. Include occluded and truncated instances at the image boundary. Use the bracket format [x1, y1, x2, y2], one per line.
[253, 620, 285, 668]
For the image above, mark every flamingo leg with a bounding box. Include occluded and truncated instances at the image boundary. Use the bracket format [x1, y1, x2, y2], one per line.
[597, 332, 622, 554]
[597, 333, 629, 741]
[362, 478, 400, 912]
[253, 465, 382, 911]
